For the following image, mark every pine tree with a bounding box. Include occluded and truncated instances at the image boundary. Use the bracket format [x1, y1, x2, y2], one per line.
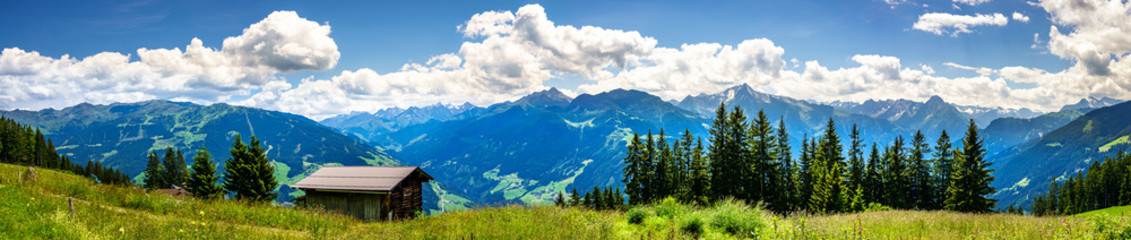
[223, 135, 279, 202]
[622, 133, 646, 204]
[748, 110, 778, 208]
[799, 134, 814, 211]
[604, 187, 616, 210]
[570, 187, 582, 206]
[643, 131, 657, 203]
[846, 124, 864, 208]
[864, 143, 882, 205]
[143, 151, 165, 190]
[555, 191, 566, 206]
[186, 148, 223, 199]
[582, 189, 593, 208]
[932, 130, 954, 210]
[592, 186, 604, 210]
[775, 118, 796, 212]
[884, 136, 908, 209]
[689, 137, 709, 205]
[809, 118, 846, 214]
[675, 129, 694, 202]
[655, 129, 672, 199]
[908, 130, 932, 209]
[161, 147, 188, 188]
[708, 103, 730, 201]
[944, 119, 997, 213]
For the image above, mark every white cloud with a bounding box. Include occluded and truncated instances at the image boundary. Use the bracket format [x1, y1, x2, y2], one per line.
[913, 12, 1009, 36]
[0, 11, 337, 110]
[6, 3, 1131, 119]
[944, 62, 996, 76]
[1041, 0, 1131, 77]
[954, 0, 991, 6]
[239, 4, 659, 119]
[1012, 12, 1030, 22]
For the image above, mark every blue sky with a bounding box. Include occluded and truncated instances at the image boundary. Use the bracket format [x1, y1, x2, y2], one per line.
[0, 0, 1127, 119]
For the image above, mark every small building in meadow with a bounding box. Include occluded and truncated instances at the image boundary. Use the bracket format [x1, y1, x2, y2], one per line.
[291, 166, 432, 221]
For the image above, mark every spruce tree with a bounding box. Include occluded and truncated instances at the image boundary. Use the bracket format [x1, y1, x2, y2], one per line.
[186, 148, 223, 199]
[884, 136, 908, 209]
[864, 143, 882, 205]
[622, 133, 645, 204]
[728, 106, 750, 200]
[932, 130, 953, 209]
[748, 110, 777, 207]
[846, 124, 864, 207]
[162, 147, 188, 188]
[908, 130, 932, 209]
[143, 151, 165, 190]
[223, 135, 279, 202]
[944, 119, 997, 213]
[570, 187, 582, 206]
[592, 186, 604, 210]
[689, 137, 709, 205]
[556, 192, 566, 206]
[775, 118, 796, 212]
[643, 131, 657, 203]
[809, 118, 845, 213]
[582, 189, 594, 209]
[655, 129, 672, 199]
[799, 134, 814, 211]
[708, 103, 730, 201]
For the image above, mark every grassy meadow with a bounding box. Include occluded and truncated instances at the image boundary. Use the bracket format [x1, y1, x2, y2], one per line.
[1, 163, 1129, 239]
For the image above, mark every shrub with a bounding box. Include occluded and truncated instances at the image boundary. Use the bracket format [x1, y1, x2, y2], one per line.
[709, 199, 764, 237]
[626, 207, 649, 224]
[64, 182, 92, 198]
[680, 216, 705, 236]
[864, 202, 892, 212]
[654, 197, 683, 219]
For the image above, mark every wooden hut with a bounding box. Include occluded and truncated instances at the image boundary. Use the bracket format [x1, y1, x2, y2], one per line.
[291, 166, 432, 221]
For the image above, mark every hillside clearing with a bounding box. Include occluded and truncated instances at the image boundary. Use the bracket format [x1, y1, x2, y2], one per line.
[2, 163, 1129, 239]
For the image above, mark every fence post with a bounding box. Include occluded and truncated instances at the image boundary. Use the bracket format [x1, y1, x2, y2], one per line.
[69, 197, 75, 218]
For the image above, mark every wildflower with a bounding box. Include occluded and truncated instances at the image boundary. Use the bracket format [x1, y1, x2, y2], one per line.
[199, 210, 205, 216]
[118, 227, 124, 233]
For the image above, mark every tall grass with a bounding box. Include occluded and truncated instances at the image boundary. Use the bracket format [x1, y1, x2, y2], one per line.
[3, 163, 1131, 239]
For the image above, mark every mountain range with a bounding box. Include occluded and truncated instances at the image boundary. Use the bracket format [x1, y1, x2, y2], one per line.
[0, 100, 395, 202]
[3, 84, 1126, 211]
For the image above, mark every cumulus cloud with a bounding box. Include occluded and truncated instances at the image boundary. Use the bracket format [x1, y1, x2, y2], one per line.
[0, 11, 337, 110]
[913, 12, 1009, 36]
[1041, 0, 1131, 77]
[239, 4, 658, 119]
[7, 3, 1131, 119]
[954, 0, 991, 6]
[1012, 12, 1030, 22]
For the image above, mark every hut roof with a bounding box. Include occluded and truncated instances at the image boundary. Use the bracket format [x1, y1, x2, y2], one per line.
[291, 166, 432, 192]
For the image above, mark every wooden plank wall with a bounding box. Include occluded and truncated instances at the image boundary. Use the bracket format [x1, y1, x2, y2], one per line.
[389, 178, 424, 220]
[305, 190, 387, 221]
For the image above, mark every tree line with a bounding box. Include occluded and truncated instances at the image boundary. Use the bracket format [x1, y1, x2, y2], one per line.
[555, 186, 626, 211]
[0, 116, 131, 185]
[619, 103, 997, 214]
[142, 134, 278, 202]
[1030, 151, 1131, 216]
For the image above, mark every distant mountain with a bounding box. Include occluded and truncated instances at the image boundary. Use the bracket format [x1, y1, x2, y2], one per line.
[982, 109, 1088, 155]
[991, 101, 1131, 209]
[955, 105, 1042, 128]
[386, 89, 706, 207]
[830, 96, 968, 138]
[514, 87, 573, 108]
[678, 84, 905, 148]
[1060, 97, 1125, 111]
[0, 100, 396, 202]
[320, 102, 484, 149]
